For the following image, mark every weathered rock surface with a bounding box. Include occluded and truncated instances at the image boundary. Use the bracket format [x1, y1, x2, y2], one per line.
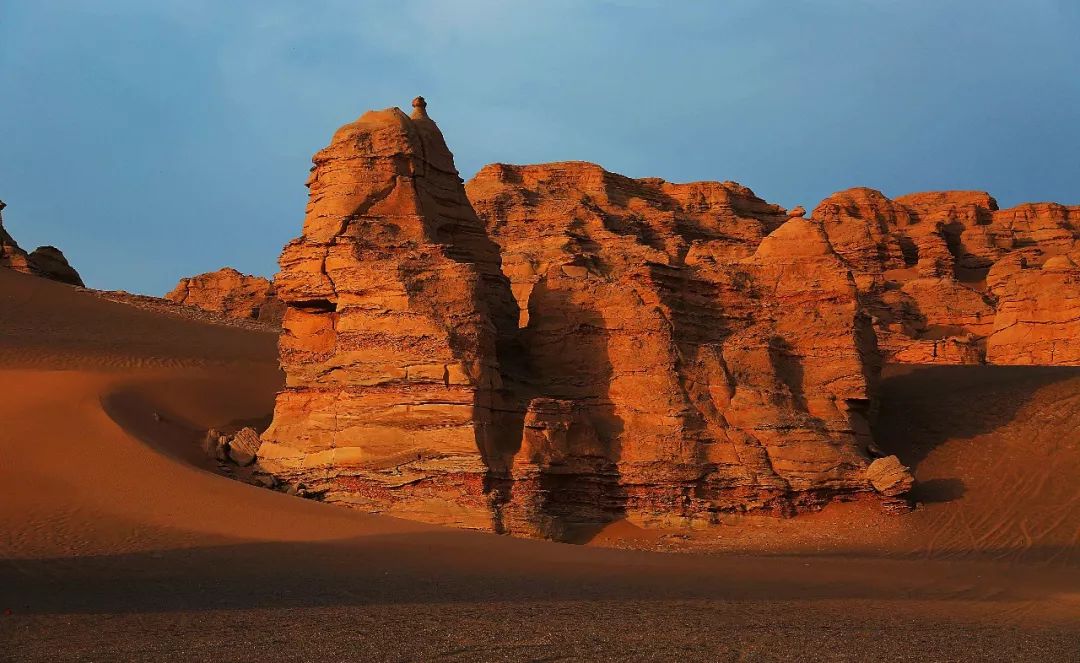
[813, 188, 1080, 364]
[258, 99, 1080, 538]
[258, 103, 892, 538]
[0, 201, 83, 286]
[986, 252, 1080, 364]
[469, 163, 879, 535]
[257, 98, 519, 530]
[27, 246, 83, 286]
[227, 427, 262, 466]
[166, 267, 283, 324]
[866, 455, 914, 497]
[203, 427, 263, 466]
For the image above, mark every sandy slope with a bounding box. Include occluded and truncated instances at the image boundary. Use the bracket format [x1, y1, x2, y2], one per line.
[1, 268, 1078, 662]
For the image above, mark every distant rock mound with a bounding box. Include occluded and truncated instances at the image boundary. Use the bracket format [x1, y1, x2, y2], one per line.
[165, 267, 283, 325]
[27, 246, 83, 286]
[0, 201, 83, 286]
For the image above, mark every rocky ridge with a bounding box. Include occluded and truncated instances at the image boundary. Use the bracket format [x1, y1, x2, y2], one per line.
[255, 99, 1078, 539]
[813, 188, 1080, 365]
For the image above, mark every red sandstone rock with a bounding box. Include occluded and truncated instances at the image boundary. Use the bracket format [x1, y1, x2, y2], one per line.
[813, 188, 1079, 364]
[986, 251, 1080, 365]
[257, 98, 519, 530]
[27, 246, 83, 286]
[468, 163, 878, 535]
[166, 267, 283, 324]
[0, 201, 31, 273]
[257, 99, 1080, 538]
[866, 455, 914, 497]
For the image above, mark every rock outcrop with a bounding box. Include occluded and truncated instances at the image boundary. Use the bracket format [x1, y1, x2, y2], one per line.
[813, 188, 1080, 364]
[257, 98, 520, 530]
[0, 201, 31, 273]
[468, 163, 880, 536]
[258, 98, 1079, 539]
[166, 267, 283, 324]
[986, 252, 1080, 364]
[0, 201, 83, 286]
[258, 101, 891, 538]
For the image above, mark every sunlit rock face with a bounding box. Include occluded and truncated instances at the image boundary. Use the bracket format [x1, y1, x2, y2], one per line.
[813, 188, 1080, 365]
[986, 253, 1080, 365]
[166, 267, 283, 324]
[467, 164, 881, 536]
[257, 99, 520, 530]
[257, 103, 894, 541]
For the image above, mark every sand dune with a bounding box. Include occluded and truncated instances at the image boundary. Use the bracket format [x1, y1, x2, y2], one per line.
[2, 269, 1078, 661]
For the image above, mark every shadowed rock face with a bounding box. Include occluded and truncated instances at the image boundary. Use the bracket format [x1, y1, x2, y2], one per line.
[0, 201, 83, 287]
[813, 189, 1080, 364]
[166, 268, 283, 325]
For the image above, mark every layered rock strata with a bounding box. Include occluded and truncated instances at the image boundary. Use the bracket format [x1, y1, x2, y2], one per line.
[986, 252, 1080, 365]
[166, 267, 284, 324]
[812, 188, 1080, 364]
[257, 98, 520, 530]
[259, 103, 896, 538]
[469, 167, 881, 535]
[260, 99, 1078, 537]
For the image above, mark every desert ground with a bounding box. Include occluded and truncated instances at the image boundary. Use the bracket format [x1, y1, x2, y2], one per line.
[2, 267, 1078, 661]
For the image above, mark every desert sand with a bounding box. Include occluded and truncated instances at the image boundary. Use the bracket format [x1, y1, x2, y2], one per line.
[2, 266, 1079, 660]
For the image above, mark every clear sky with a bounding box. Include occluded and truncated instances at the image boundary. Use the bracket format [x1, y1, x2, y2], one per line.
[2, 1, 1078, 294]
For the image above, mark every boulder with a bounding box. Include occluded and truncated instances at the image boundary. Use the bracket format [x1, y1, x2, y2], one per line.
[202, 428, 229, 463]
[226, 427, 262, 467]
[865, 455, 914, 497]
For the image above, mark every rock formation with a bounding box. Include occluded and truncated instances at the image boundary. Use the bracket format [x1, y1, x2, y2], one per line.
[258, 99, 1077, 538]
[468, 164, 882, 535]
[986, 252, 1080, 364]
[0, 201, 83, 286]
[258, 101, 895, 538]
[0, 201, 31, 273]
[257, 98, 520, 530]
[166, 267, 283, 324]
[812, 188, 1080, 364]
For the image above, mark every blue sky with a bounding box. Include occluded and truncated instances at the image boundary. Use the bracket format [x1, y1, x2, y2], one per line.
[2, 1, 1078, 293]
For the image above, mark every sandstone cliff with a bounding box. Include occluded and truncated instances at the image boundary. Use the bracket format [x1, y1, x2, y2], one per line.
[258, 101, 898, 538]
[0, 200, 83, 286]
[257, 98, 520, 530]
[166, 267, 283, 324]
[813, 188, 1080, 364]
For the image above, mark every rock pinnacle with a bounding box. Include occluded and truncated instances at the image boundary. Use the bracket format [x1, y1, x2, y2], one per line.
[411, 96, 429, 120]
